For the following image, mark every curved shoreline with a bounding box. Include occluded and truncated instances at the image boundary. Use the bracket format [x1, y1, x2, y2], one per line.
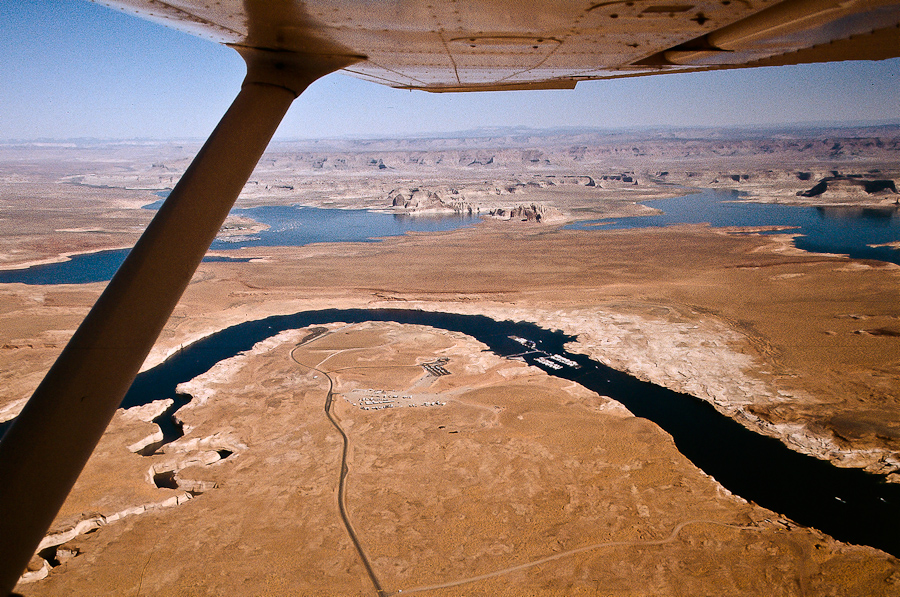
[108, 307, 900, 557]
[377, 301, 900, 481]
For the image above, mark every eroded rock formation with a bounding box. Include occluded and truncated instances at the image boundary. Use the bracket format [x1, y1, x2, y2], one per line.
[388, 187, 451, 212]
[798, 175, 898, 199]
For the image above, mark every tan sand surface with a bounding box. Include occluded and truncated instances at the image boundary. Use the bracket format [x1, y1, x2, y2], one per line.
[1, 130, 898, 593]
[15, 323, 899, 595]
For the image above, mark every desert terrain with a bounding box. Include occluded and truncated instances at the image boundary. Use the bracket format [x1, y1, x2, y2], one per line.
[1, 126, 899, 594]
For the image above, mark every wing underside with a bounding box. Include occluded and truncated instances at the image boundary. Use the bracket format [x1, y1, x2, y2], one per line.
[93, 0, 900, 91]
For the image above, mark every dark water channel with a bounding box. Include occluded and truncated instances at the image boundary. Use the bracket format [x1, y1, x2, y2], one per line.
[113, 308, 900, 557]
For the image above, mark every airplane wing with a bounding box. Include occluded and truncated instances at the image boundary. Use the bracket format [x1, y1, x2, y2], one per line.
[2, 1, 899, 593]
[96, 0, 900, 91]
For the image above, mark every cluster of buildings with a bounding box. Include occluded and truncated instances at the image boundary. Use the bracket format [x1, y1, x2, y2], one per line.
[346, 388, 447, 411]
[421, 357, 451, 377]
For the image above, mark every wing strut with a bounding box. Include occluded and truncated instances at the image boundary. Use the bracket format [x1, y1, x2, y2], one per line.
[0, 48, 360, 594]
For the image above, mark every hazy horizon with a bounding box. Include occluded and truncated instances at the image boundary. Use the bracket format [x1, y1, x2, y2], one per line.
[2, 1, 899, 142]
[3, 119, 900, 146]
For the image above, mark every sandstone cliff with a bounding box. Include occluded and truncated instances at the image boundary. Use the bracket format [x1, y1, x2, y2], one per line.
[797, 175, 898, 201]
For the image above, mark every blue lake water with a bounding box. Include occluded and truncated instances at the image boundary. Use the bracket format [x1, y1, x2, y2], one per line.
[565, 188, 900, 266]
[1, 189, 897, 284]
[212, 205, 477, 250]
[143, 195, 479, 251]
[0, 205, 475, 285]
[0, 251, 252, 285]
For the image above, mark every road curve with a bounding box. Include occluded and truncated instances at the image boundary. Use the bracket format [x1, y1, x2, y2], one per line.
[389, 520, 761, 596]
[290, 328, 760, 597]
[290, 341, 387, 597]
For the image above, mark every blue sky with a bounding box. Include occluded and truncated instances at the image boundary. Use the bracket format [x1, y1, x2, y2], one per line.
[2, 0, 899, 141]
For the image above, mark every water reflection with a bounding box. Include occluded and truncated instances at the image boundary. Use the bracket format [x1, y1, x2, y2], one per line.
[815, 206, 899, 222]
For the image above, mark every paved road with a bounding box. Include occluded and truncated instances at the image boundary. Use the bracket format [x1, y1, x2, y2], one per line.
[290, 338, 388, 597]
